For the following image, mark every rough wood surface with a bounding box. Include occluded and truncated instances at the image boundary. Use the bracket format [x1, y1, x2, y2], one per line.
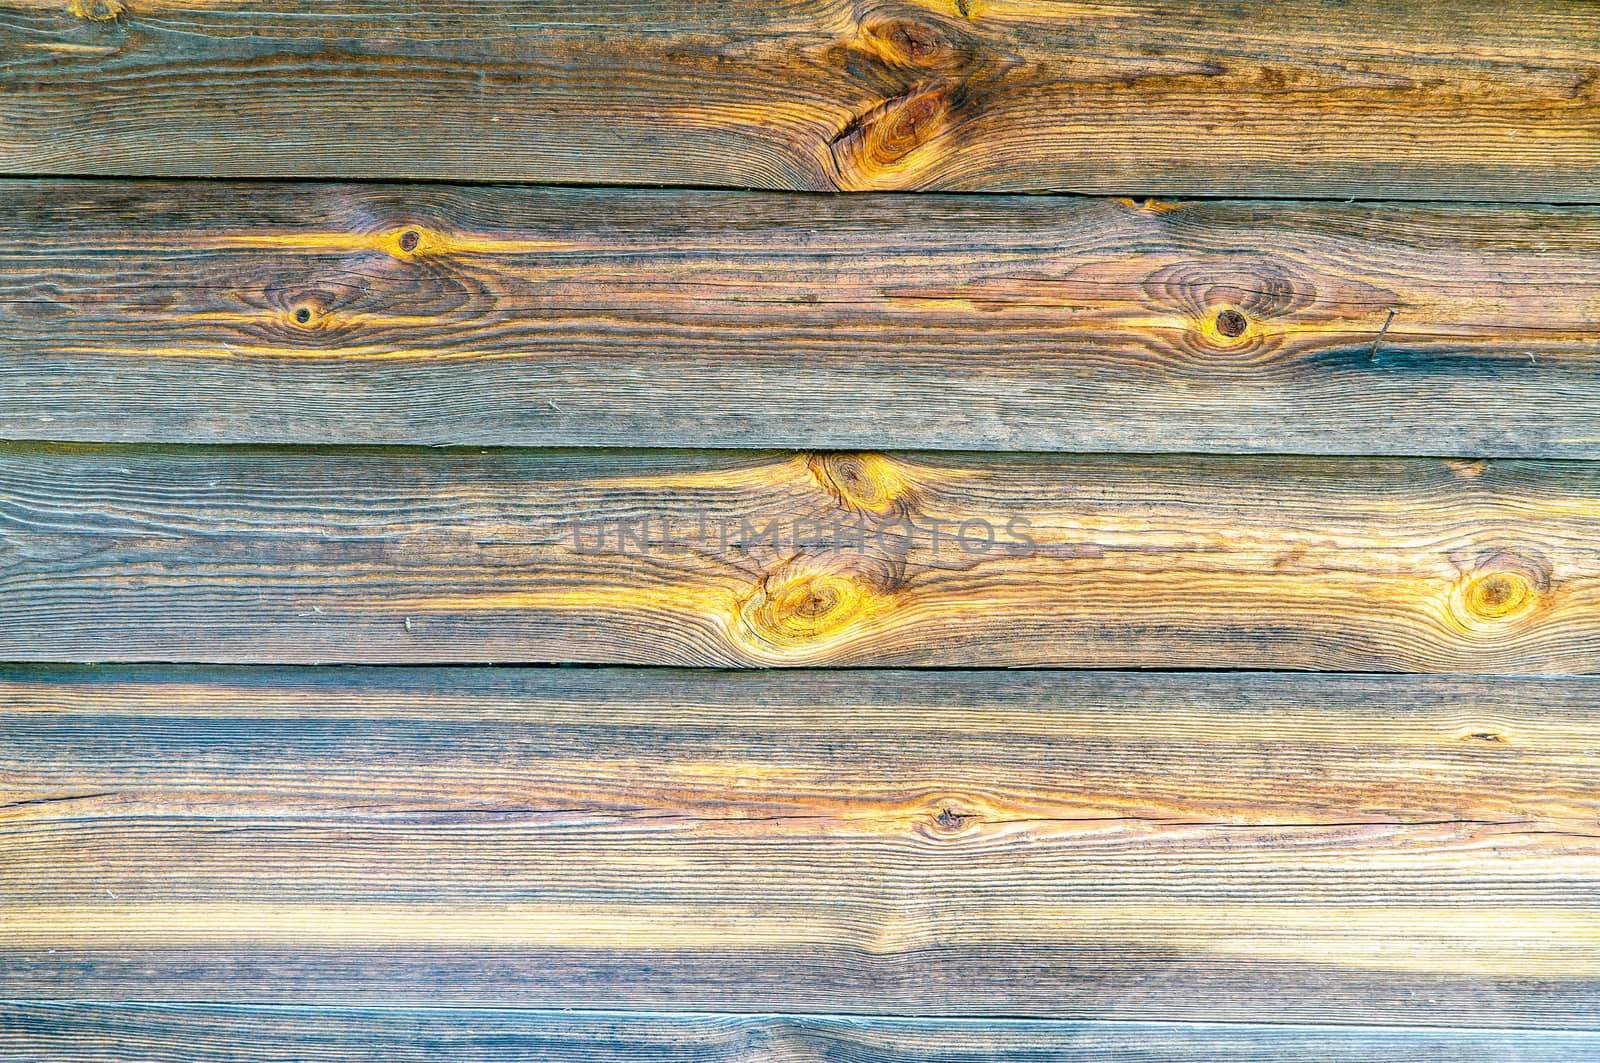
[2, 1, 1599, 197]
[3, 666, 1599, 1025]
[5, 1005, 1600, 1062]
[3, 444, 1600, 669]
[4, 183, 1600, 455]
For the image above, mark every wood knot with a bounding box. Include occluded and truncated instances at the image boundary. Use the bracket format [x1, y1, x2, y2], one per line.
[915, 799, 981, 839]
[860, 17, 961, 68]
[1450, 551, 1549, 626]
[1444, 459, 1487, 480]
[1214, 309, 1248, 338]
[261, 288, 355, 348]
[1116, 197, 1188, 214]
[737, 563, 879, 655]
[1464, 571, 1533, 619]
[69, 0, 122, 20]
[828, 83, 951, 189]
[1139, 259, 1327, 370]
[808, 453, 910, 515]
[386, 227, 438, 257]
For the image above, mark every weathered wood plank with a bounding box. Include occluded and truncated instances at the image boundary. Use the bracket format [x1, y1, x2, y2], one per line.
[2, 445, 1599, 669]
[2, 0, 1599, 197]
[3, 667, 1599, 1024]
[5, 1005, 1600, 1062]
[4, 183, 1600, 455]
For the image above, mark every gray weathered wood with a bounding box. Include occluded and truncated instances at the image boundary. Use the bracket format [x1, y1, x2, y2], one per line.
[3, 666, 1599, 1025]
[3, 1004, 1599, 1061]
[3, 1, 1600, 198]
[2, 182, 1600, 455]
[2, 445, 1599, 669]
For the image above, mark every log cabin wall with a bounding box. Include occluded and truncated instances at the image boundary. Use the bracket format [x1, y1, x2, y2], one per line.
[2, 1, 1599, 1058]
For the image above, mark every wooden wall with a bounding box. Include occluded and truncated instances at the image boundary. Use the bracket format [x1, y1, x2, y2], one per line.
[2, 0, 1599, 1058]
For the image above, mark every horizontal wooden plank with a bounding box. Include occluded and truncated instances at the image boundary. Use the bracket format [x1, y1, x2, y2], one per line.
[5, 183, 1600, 455]
[6, 1005, 1600, 1063]
[3, 667, 1599, 1025]
[2, 1, 1599, 198]
[3, 445, 1600, 669]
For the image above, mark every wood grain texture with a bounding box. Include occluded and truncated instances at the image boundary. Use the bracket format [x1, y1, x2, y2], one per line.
[5, 182, 1600, 455]
[3, 667, 1600, 1024]
[3, 444, 1600, 669]
[6, 1005, 1600, 1063]
[2, 0, 1599, 197]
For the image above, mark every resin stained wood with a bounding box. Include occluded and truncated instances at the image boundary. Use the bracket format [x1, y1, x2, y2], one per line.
[2, 446, 1599, 669]
[4, 667, 1599, 1027]
[2, 0, 1599, 198]
[3, 0, 1599, 1056]
[3, 182, 1599, 455]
